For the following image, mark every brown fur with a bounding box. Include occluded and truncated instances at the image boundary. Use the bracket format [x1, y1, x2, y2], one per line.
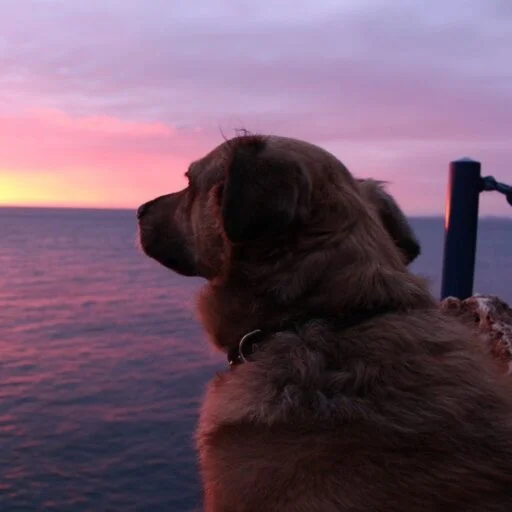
[138, 134, 512, 511]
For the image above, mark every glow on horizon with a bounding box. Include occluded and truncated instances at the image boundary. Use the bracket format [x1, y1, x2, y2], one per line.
[0, 166, 189, 209]
[0, 107, 193, 209]
[0, 170, 129, 209]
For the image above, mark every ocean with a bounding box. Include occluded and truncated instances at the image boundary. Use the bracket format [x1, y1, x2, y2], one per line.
[0, 207, 510, 511]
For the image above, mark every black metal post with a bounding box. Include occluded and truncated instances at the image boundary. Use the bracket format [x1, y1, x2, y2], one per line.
[440, 158, 482, 300]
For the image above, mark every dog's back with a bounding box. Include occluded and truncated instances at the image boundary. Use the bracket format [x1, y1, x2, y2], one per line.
[198, 308, 512, 511]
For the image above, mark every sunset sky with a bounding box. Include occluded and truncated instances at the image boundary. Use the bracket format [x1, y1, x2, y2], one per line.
[1, 0, 511, 215]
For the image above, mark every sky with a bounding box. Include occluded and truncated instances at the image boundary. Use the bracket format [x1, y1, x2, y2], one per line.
[1, 0, 511, 215]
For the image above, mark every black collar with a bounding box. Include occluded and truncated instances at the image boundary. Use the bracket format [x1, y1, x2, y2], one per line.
[226, 306, 394, 368]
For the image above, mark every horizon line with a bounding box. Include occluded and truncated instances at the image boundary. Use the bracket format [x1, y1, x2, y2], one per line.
[0, 204, 510, 220]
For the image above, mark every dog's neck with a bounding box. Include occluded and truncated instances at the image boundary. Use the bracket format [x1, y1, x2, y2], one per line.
[198, 254, 434, 359]
[198, 216, 435, 357]
[224, 302, 396, 367]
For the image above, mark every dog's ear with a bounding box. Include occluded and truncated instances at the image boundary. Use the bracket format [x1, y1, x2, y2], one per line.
[359, 179, 420, 264]
[221, 139, 311, 243]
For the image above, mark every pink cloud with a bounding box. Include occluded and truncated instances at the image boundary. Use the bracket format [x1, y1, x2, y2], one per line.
[0, 107, 210, 171]
[0, 107, 218, 208]
[30, 108, 174, 137]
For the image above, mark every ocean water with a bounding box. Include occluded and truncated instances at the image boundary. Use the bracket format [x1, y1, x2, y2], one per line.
[0, 207, 510, 511]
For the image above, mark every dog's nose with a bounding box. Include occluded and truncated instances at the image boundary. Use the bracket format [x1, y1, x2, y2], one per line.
[137, 194, 171, 219]
[137, 201, 153, 219]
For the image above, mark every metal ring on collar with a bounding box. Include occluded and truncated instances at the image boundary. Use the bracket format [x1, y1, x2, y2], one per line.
[238, 329, 263, 363]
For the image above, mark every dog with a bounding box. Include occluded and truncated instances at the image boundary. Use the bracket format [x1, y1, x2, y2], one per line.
[138, 134, 512, 511]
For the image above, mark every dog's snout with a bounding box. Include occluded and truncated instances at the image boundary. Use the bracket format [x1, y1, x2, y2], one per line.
[137, 202, 151, 219]
[137, 198, 161, 219]
[137, 194, 175, 220]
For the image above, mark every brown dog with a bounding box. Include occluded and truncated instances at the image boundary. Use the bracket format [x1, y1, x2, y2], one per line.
[138, 134, 512, 511]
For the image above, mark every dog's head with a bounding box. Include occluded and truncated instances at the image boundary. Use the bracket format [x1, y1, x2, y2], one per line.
[137, 134, 420, 281]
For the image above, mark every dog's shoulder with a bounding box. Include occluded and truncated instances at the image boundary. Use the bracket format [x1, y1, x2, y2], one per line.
[198, 310, 512, 437]
[197, 311, 512, 511]
[198, 333, 307, 434]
